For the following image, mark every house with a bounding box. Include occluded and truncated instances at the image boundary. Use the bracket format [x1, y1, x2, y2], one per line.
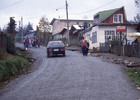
[84, 6, 138, 49]
[50, 18, 93, 40]
[59, 27, 72, 39]
[24, 31, 37, 39]
[69, 25, 84, 38]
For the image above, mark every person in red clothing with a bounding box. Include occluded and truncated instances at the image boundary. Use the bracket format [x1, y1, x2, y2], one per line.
[23, 38, 26, 48]
[38, 39, 40, 48]
[80, 37, 87, 56]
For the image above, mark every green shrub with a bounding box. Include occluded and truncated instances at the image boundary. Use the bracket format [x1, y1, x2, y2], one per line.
[0, 50, 7, 60]
[0, 56, 29, 82]
[6, 34, 16, 55]
[126, 68, 140, 86]
[0, 62, 6, 81]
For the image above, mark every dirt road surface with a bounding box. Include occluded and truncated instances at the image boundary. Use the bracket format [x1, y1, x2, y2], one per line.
[0, 43, 140, 100]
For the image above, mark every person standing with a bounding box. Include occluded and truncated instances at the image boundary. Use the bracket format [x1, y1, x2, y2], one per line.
[38, 39, 40, 48]
[23, 38, 26, 48]
[86, 41, 89, 56]
[80, 37, 87, 56]
[25, 37, 29, 50]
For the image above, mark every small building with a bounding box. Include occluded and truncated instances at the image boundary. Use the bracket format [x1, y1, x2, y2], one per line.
[69, 25, 84, 38]
[59, 27, 70, 39]
[84, 7, 138, 50]
[24, 31, 37, 39]
[50, 18, 93, 40]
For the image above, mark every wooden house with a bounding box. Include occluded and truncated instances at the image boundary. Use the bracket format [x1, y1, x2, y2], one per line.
[84, 7, 138, 49]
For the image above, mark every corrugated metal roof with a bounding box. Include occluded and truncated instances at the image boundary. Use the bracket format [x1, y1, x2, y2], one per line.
[99, 7, 121, 22]
[73, 25, 81, 30]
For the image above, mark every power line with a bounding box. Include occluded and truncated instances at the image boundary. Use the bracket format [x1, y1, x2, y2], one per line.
[70, 0, 117, 15]
[0, 0, 24, 10]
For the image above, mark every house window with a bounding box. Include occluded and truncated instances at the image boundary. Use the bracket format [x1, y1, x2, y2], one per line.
[113, 14, 123, 23]
[105, 31, 115, 42]
[116, 31, 125, 40]
[92, 32, 97, 43]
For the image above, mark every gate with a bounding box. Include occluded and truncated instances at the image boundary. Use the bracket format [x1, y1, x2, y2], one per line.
[100, 42, 109, 52]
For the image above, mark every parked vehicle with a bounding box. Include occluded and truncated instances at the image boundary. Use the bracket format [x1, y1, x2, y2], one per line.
[46, 40, 65, 57]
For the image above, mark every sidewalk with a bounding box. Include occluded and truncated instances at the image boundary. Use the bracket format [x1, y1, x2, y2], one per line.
[66, 45, 81, 51]
[66, 45, 140, 67]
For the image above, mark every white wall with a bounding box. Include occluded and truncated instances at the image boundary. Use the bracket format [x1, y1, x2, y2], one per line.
[86, 25, 137, 49]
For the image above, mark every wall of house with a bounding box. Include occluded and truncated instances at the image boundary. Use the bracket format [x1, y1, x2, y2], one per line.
[52, 19, 93, 34]
[52, 20, 61, 35]
[87, 25, 137, 49]
[102, 8, 127, 23]
[63, 31, 68, 38]
[94, 15, 100, 24]
[61, 20, 93, 28]
[88, 26, 101, 49]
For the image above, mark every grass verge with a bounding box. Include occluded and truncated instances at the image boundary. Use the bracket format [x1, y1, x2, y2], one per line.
[0, 49, 34, 88]
[0, 56, 30, 87]
[126, 68, 140, 86]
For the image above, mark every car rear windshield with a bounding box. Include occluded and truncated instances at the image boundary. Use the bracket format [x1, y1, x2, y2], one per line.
[47, 41, 64, 47]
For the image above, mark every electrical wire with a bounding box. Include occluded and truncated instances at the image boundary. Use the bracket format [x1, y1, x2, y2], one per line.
[0, 0, 24, 10]
[70, 0, 117, 15]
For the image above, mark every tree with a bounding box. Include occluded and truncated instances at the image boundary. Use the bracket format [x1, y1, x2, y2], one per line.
[39, 16, 51, 33]
[134, 14, 140, 22]
[5, 23, 10, 33]
[38, 16, 52, 38]
[83, 22, 90, 29]
[27, 22, 33, 31]
[37, 16, 52, 44]
[133, 1, 140, 32]
[135, 0, 140, 9]
[22, 22, 34, 35]
[5, 22, 17, 35]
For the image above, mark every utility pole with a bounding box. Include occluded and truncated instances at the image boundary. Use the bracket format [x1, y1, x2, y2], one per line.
[21, 17, 23, 42]
[66, 0, 70, 44]
[10, 17, 15, 40]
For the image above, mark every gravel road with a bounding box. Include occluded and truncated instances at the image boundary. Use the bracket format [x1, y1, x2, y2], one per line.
[0, 43, 140, 100]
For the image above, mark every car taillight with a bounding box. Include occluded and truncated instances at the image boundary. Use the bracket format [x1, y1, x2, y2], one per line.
[48, 48, 52, 51]
[60, 48, 65, 51]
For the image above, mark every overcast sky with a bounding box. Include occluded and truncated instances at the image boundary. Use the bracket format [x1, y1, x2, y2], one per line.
[0, 0, 137, 29]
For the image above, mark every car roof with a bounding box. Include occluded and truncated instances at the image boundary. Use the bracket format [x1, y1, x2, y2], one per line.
[47, 40, 65, 47]
[48, 40, 63, 43]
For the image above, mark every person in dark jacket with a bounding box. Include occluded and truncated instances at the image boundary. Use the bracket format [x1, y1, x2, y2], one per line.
[86, 41, 89, 56]
[80, 37, 87, 56]
[25, 37, 29, 50]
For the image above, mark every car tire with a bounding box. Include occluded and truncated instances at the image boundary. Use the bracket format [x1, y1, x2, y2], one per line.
[63, 53, 65, 57]
[47, 53, 50, 58]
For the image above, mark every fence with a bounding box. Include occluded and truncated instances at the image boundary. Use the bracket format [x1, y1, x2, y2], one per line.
[100, 43, 109, 52]
[0, 32, 7, 51]
[55, 37, 81, 47]
[111, 44, 140, 57]
[70, 37, 81, 46]
[100, 42, 140, 57]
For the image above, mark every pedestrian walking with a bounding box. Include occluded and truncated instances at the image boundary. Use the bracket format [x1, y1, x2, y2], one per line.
[23, 38, 26, 48]
[34, 38, 38, 48]
[25, 37, 29, 50]
[29, 38, 32, 47]
[80, 37, 87, 56]
[38, 39, 40, 48]
[31, 38, 35, 47]
[86, 41, 89, 56]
